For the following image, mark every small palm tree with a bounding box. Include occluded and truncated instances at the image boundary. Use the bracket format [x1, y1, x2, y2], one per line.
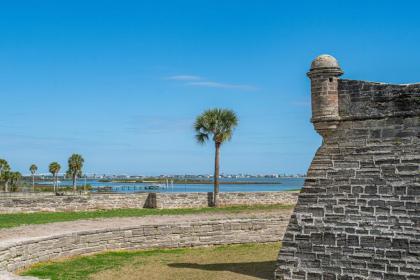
[2, 171, 11, 192]
[49, 162, 61, 193]
[0, 159, 11, 191]
[29, 164, 38, 192]
[0, 159, 10, 179]
[194, 108, 238, 207]
[9, 172, 21, 192]
[67, 154, 84, 192]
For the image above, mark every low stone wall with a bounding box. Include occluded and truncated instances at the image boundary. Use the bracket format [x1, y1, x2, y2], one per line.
[0, 216, 288, 273]
[154, 192, 299, 209]
[0, 191, 299, 213]
[151, 192, 211, 209]
[219, 192, 298, 206]
[0, 193, 151, 213]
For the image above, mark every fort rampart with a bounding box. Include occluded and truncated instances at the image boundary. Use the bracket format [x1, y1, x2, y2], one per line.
[275, 55, 420, 279]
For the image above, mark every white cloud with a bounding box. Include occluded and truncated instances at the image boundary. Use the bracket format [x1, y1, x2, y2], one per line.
[186, 81, 258, 91]
[166, 74, 258, 91]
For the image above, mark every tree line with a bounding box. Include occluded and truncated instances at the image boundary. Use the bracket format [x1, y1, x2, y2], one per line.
[0, 154, 84, 192]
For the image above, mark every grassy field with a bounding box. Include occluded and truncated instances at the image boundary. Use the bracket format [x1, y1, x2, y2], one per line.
[21, 242, 281, 280]
[0, 204, 293, 229]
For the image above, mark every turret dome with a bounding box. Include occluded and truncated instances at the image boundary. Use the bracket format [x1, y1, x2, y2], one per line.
[310, 54, 340, 70]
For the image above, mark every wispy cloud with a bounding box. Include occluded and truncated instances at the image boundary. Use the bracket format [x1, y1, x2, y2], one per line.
[166, 74, 258, 91]
[186, 81, 257, 91]
[166, 75, 202, 81]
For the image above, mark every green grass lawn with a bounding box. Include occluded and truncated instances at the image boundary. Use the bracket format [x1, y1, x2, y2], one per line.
[0, 204, 293, 229]
[21, 242, 281, 280]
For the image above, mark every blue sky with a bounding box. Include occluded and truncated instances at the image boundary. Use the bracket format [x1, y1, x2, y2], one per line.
[1, 1, 419, 175]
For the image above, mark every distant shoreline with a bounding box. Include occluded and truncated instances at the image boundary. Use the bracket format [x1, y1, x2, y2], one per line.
[97, 179, 285, 185]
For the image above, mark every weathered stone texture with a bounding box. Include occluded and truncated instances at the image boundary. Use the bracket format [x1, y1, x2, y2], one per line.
[154, 191, 298, 209]
[0, 193, 150, 213]
[0, 191, 298, 213]
[0, 216, 289, 273]
[275, 56, 420, 279]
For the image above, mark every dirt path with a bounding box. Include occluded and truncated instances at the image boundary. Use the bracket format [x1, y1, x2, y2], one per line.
[0, 209, 292, 247]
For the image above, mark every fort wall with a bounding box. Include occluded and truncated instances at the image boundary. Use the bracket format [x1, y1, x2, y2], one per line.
[275, 55, 420, 279]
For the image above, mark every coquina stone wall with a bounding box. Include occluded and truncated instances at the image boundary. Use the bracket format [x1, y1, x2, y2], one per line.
[275, 55, 420, 279]
[0, 193, 151, 213]
[153, 191, 299, 209]
[0, 191, 298, 213]
[0, 216, 289, 273]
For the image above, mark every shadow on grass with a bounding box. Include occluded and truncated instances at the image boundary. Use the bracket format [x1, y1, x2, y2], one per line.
[168, 261, 276, 279]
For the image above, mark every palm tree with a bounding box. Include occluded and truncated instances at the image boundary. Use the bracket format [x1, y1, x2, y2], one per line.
[29, 164, 38, 192]
[0, 159, 10, 191]
[66, 154, 84, 192]
[0, 159, 10, 178]
[9, 172, 21, 192]
[49, 162, 61, 193]
[2, 171, 11, 192]
[2, 171, 21, 192]
[194, 108, 238, 207]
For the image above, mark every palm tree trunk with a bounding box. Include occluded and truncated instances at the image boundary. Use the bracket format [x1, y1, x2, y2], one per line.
[213, 142, 221, 207]
[5, 181, 8, 192]
[32, 175, 35, 192]
[54, 175, 56, 193]
[72, 174, 77, 192]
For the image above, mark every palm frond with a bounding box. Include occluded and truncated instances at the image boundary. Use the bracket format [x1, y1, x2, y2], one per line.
[67, 154, 84, 176]
[194, 108, 238, 145]
[29, 164, 38, 174]
[196, 132, 209, 144]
